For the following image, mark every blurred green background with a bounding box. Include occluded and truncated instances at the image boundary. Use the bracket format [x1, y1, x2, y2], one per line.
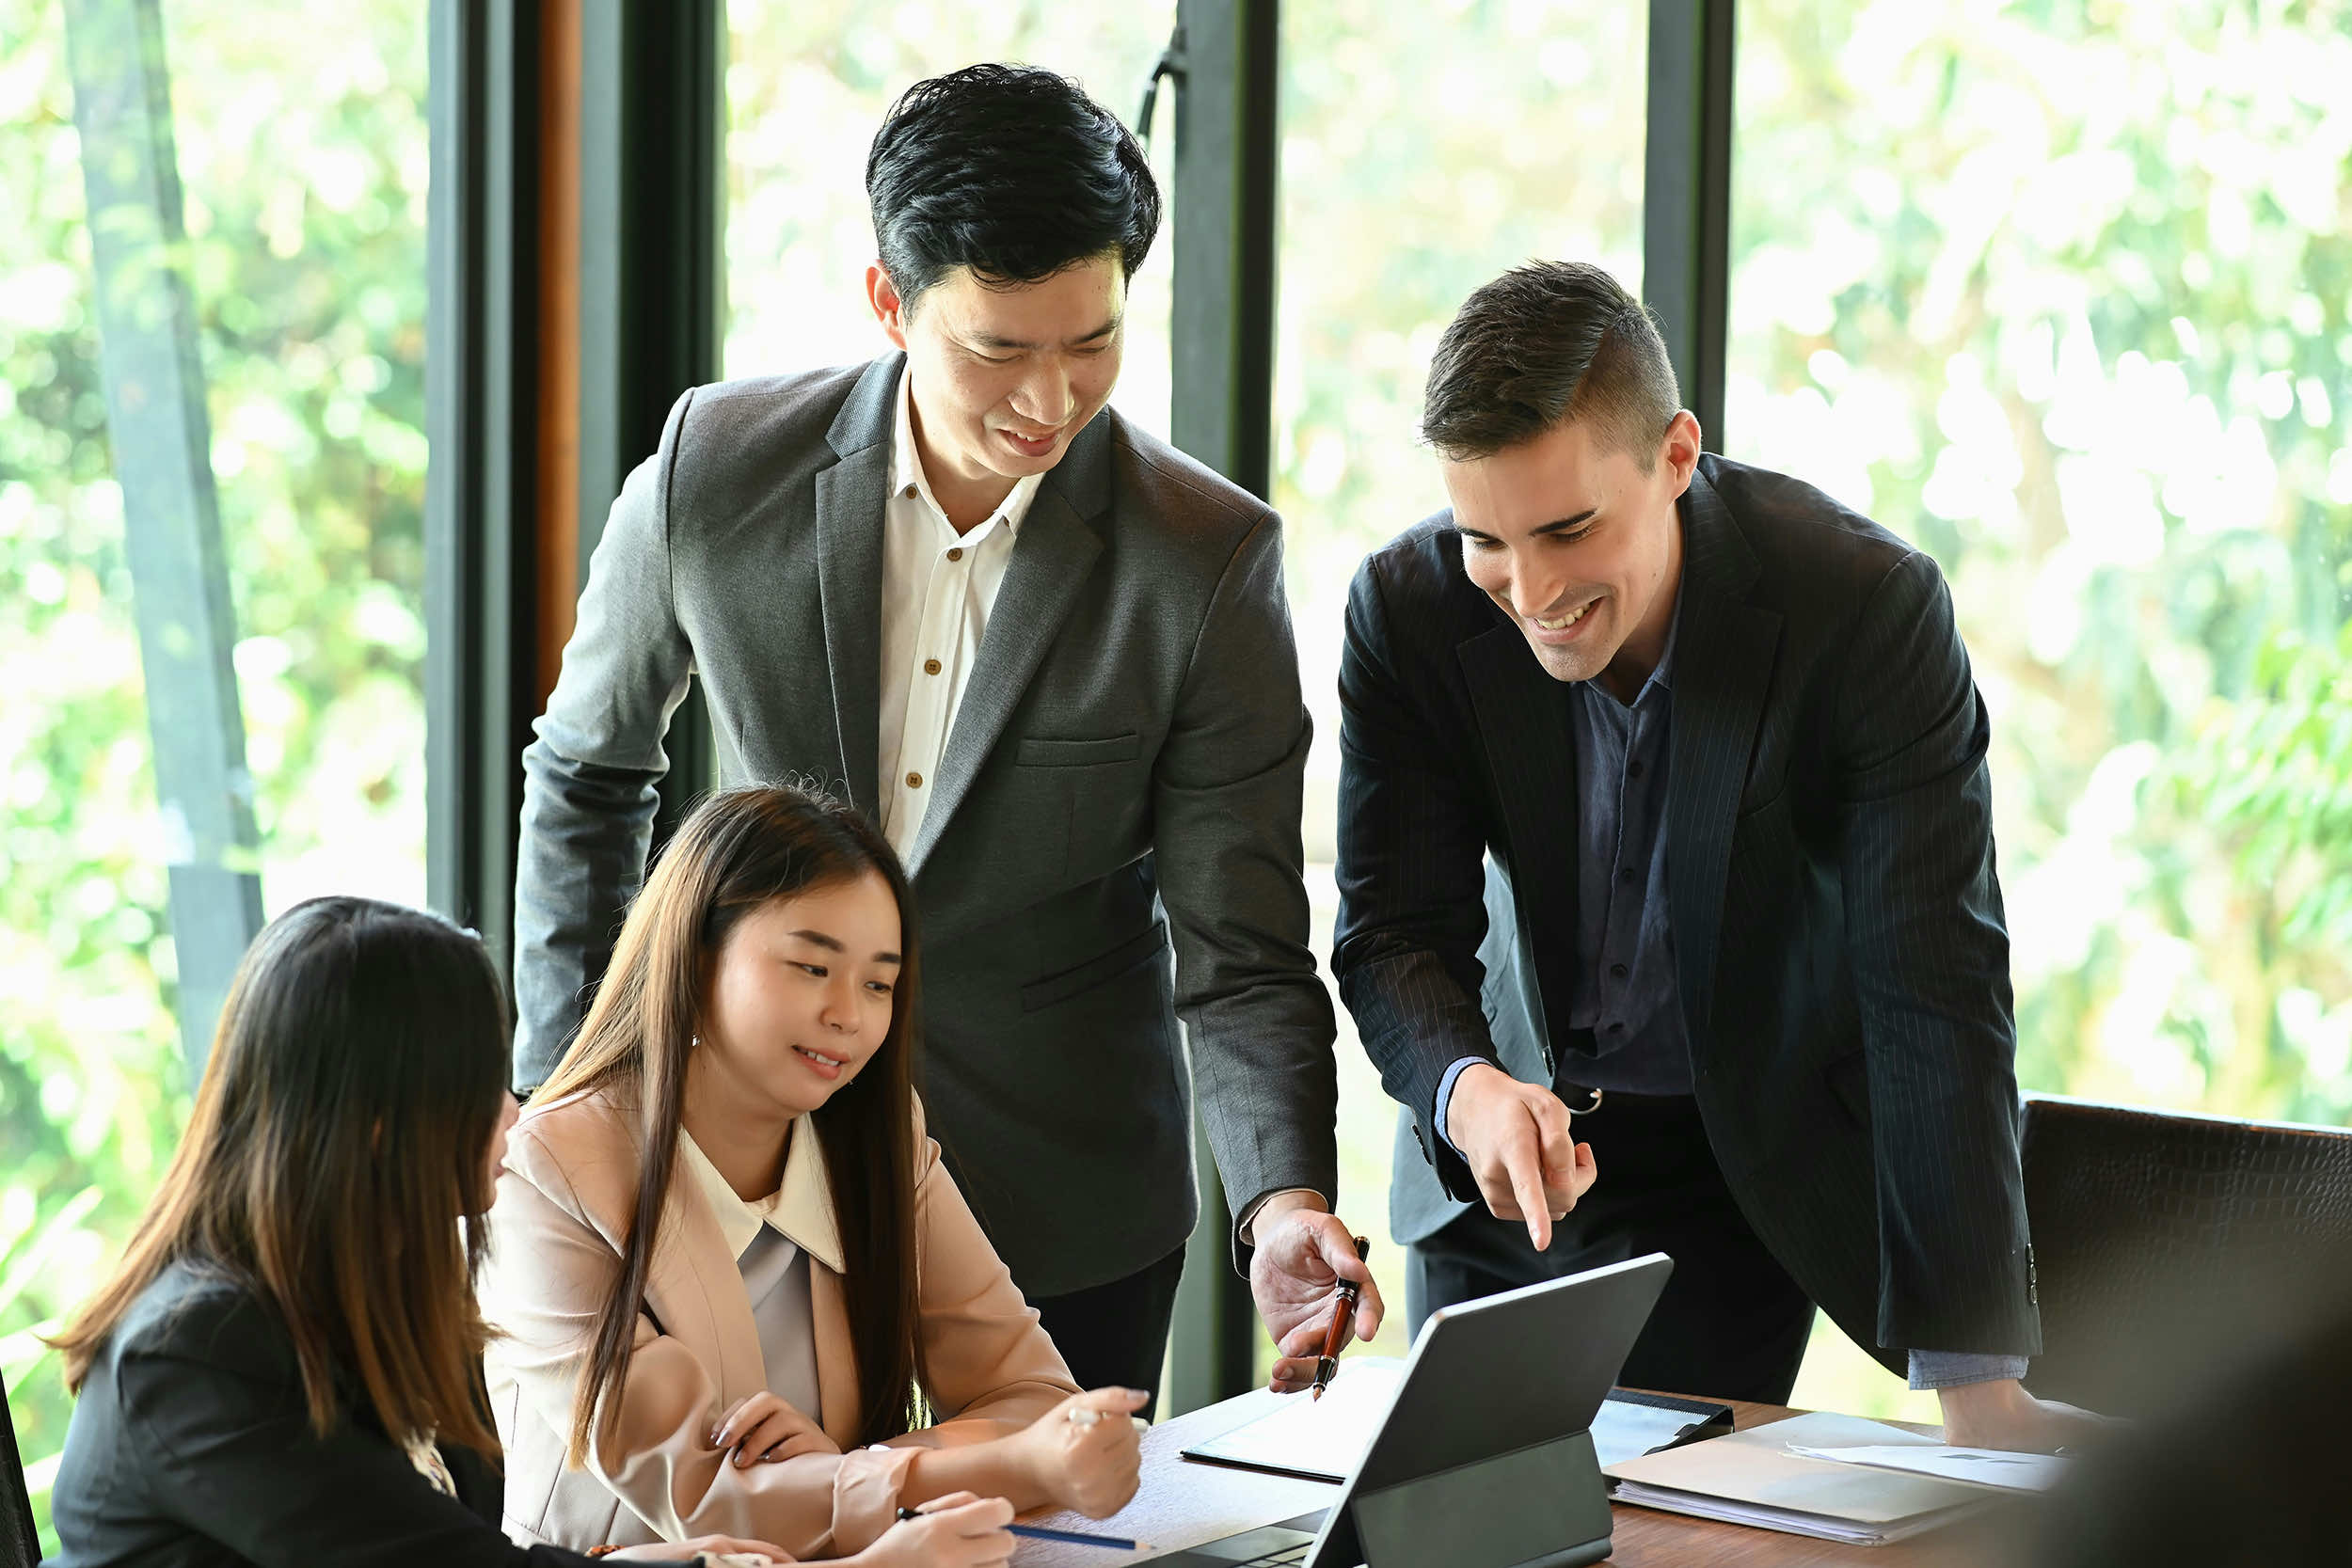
[5, 0, 2348, 1550]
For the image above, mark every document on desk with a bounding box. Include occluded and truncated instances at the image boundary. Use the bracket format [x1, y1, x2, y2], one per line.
[1784, 1443, 2071, 1494]
[1605, 1412, 1994, 1545]
[1179, 1359, 1406, 1482]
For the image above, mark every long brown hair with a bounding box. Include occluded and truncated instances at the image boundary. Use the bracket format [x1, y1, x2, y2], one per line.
[535, 785, 927, 1464]
[52, 896, 513, 1459]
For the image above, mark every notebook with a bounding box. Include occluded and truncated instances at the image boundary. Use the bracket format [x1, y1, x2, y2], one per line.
[1605, 1411, 1995, 1545]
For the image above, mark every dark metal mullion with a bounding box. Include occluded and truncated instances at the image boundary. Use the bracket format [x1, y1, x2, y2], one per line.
[576, 0, 724, 832]
[63, 0, 265, 1079]
[1643, 0, 1735, 451]
[426, 0, 538, 980]
[1164, 0, 1281, 1418]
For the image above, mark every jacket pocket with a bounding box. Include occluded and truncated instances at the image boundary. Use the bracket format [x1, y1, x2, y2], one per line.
[1015, 732, 1142, 768]
[1020, 920, 1169, 1012]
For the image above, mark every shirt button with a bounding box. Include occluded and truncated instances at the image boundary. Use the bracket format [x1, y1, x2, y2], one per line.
[1611, 962, 1629, 979]
[923, 658, 942, 675]
[1619, 867, 1636, 884]
[1628, 761, 1645, 778]
[946, 546, 964, 562]
[905, 771, 922, 789]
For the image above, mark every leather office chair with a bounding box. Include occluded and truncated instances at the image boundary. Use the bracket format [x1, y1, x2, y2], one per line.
[2020, 1093, 2352, 1417]
[2, 1375, 39, 1568]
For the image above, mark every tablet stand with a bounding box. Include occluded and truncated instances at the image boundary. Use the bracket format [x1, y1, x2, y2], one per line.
[1349, 1430, 1614, 1568]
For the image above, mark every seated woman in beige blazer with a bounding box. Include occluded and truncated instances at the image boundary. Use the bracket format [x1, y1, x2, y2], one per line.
[482, 785, 1145, 1559]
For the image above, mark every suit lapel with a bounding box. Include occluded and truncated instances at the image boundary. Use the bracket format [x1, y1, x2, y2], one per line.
[1459, 623, 1580, 1064]
[1665, 468, 1783, 1039]
[814, 451, 886, 813]
[809, 1264, 862, 1447]
[902, 416, 1111, 879]
[810, 356, 902, 816]
[640, 1144, 771, 1413]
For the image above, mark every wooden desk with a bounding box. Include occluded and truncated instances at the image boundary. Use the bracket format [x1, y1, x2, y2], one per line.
[1013, 1390, 2029, 1566]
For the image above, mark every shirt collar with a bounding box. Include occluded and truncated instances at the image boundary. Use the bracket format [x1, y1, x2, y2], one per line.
[675, 1119, 844, 1275]
[890, 366, 1043, 539]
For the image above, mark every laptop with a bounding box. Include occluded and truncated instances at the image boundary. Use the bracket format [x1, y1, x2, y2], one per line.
[1150, 1252, 1673, 1568]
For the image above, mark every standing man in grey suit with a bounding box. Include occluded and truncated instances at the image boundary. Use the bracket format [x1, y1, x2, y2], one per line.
[1334, 261, 2097, 1448]
[514, 65, 1382, 1399]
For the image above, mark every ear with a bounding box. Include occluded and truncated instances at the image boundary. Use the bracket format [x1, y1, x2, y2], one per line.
[866, 262, 911, 351]
[1660, 409, 1703, 498]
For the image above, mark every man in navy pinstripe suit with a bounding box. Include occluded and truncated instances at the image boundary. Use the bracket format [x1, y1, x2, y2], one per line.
[1333, 261, 2099, 1449]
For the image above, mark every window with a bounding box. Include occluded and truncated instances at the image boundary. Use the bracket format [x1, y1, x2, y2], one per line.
[0, 3, 429, 1540]
[1733, 0, 2352, 1417]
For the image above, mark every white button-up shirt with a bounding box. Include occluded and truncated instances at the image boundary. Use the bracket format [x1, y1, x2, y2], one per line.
[876, 370, 1042, 862]
[675, 1122, 840, 1422]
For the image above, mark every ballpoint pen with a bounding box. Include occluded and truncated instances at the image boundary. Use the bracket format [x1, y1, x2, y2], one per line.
[1311, 1234, 1373, 1402]
[898, 1507, 1152, 1552]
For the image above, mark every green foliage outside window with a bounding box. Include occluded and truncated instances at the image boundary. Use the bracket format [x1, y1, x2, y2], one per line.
[1, 2, 428, 1548]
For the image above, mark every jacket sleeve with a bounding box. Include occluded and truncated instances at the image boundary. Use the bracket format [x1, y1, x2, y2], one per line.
[1833, 550, 2040, 1357]
[1331, 553, 1500, 1204]
[1148, 508, 1342, 1264]
[484, 1156, 902, 1558]
[114, 1299, 596, 1568]
[511, 390, 699, 1092]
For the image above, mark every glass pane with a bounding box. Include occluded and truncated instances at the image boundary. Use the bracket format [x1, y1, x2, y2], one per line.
[1279, 0, 1649, 1369]
[723, 1, 1178, 437]
[0, 2, 428, 1542]
[1733, 0, 2352, 1418]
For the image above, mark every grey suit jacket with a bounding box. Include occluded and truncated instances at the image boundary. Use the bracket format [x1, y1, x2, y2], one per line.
[514, 354, 1338, 1295]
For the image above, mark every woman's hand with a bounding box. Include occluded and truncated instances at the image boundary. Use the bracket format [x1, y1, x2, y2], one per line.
[606, 1533, 793, 1562]
[850, 1492, 1015, 1568]
[1007, 1387, 1147, 1518]
[710, 1391, 839, 1468]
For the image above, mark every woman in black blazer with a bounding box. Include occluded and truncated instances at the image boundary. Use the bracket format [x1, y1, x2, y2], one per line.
[42, 895, 1011, 1568]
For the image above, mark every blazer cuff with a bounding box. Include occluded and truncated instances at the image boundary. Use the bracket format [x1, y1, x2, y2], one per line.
[831, 1444, 920, 1555]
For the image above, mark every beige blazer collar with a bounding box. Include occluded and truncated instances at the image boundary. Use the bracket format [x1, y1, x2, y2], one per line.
[675, 1117, 845, 1275]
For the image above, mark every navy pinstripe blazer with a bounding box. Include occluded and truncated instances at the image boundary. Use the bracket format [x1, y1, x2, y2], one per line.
[1333, 454, 2042, 1366]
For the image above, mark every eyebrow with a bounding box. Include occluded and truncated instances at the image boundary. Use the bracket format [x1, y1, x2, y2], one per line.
[787, 929, 903, 966]
[1454, 508, 1598, 544]
[968, 312, 1122, 352]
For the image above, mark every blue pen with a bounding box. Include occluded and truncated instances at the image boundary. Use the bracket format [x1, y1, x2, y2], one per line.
[898, 1506, 1153, 1552]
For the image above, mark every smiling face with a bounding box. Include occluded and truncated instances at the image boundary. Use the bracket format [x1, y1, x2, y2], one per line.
[867, 255, 1125, 516]
[1444, 410, 1702, 693]
[692, 874, 905, 1122]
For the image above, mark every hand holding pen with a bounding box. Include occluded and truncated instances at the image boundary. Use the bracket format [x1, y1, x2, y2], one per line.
[1257, 1212, 1385, 1394]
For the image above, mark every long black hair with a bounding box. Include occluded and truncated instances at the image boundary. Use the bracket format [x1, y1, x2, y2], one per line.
[55, 896, 513, 1458]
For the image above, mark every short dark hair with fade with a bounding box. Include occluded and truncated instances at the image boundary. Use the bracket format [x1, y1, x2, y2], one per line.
[866, 63, 1161, 309]
[1421, 261, 1682, 468]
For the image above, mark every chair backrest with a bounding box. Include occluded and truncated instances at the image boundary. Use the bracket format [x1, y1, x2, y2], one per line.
[2021, 1093, 2352, 1416]
[1, 1374, 40, 1568]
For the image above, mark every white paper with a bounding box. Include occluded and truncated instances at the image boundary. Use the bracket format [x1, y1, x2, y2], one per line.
[1786, 1443, 2071, 1494]
[1588, 1399, 1714, 1468]
[1181, 1359, 1406, 1481]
